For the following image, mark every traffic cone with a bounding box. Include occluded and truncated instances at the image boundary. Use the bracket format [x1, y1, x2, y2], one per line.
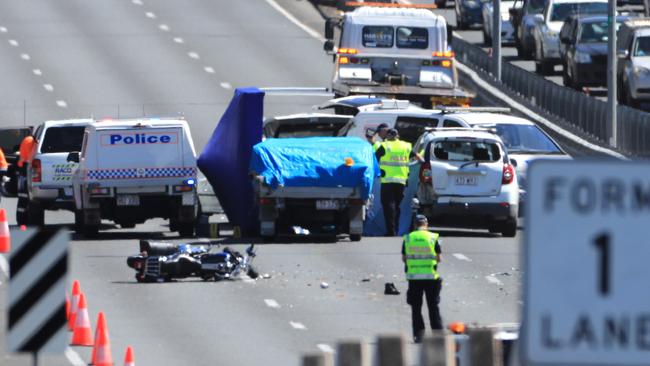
[66, 294, 70, 322]
[70, 293, 93, 346]
[68, 281, 81, 331]
[0, 209, 10, 253]
[91, 312, 113, 365]
[123, 346, 134, 366]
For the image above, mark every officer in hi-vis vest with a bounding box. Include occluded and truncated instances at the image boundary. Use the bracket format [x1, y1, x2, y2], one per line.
[375, 128, 413, 236]
[402, 214, 443, 343]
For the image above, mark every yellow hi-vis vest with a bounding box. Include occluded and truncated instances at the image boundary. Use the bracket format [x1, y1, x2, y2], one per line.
[379, 140, 412, 185]
[404, 230, 440, 280]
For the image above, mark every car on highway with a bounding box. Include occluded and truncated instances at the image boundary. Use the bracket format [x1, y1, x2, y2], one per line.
[617, 18, 650, 107]
[511, 0, 548, 59]
[532, 0, 608, 75]
[482, 0, 521, 45]
[561, 15, 631, 89]
[456, 0, 488, 29]
[413, 128, 519, 237]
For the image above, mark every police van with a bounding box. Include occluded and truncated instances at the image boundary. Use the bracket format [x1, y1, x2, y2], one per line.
[70, 118, 198, 237]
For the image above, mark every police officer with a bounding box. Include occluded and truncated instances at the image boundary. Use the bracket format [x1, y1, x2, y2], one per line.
[375, 128, 412, 236]
[402, 214, 443, 343]
[370, 123, 389, 150]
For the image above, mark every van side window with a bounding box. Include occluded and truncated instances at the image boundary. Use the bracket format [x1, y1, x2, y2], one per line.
[394, 116, 439, 144]
[362, 26, 394, 48]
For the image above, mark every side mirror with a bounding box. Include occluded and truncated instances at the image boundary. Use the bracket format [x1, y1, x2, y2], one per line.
[324, 39, 334, 53]
[325, 18, 336, 41]
[67, 152, 80, 163]
[510, 158, 518, 167]
[617, 49, 630, 59]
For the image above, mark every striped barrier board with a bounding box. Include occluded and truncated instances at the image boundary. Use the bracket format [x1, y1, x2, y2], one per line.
[7, 227, 68, 354]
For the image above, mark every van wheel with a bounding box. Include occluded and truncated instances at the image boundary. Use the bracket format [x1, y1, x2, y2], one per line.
[74, 210, 84, 231]
[501, 219, 517, 238]
[81, 225, 99, 238]
[26, 202, 44, 226]
[178, 223, 195, 237]
[350, 234, 362, 242]
[119, 222, 136, 229]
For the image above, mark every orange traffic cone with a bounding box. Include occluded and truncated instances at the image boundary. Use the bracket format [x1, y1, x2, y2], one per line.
[0, 208, 10, 253]
[70, 293, 93, 346]
[66, 294, 70, 323]
[124, 346, 134, 366]
[91, 312, 113, 365]
[68, 281, 81, 331]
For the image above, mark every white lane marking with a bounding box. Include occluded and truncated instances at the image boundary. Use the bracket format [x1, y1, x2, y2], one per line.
[453, 253, 472, 262]
[56, 100, 68, 108]
[43, 84, 54, 92]
[264, 0, 324, 42]
[264, 299, 281, 309]
[290, 321, 307, 330]
[204, 66, 215, 74]
[0, 26, 7, 33]
[145, 11, 156, 19]
[20, 53, 30, 60]
[455, 62, 626, 159]
[220, 82, 232, 90]
[8, 39, 19, 46]
[65, 347, 86, 366]
[131, 0, 143, 5]
[158, 24, 170, 32]
[188, 52, 200, 60]
[173, 37, 184, 44]
[485, 275, 503, 286]
[317, 344, 334, 353]
[0, 255, 8, 278]
[32, 69, 42, 76]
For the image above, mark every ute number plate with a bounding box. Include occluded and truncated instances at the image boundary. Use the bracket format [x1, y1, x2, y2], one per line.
[117, 194, 140, 206]
[316, 200, 340, 210]
[455, 176, 478, 186]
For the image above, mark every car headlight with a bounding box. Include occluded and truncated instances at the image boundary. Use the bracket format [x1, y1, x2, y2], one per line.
[465, 0, 480, 8]
[575, 51, 591, 63]
[634, 66, 650, 77]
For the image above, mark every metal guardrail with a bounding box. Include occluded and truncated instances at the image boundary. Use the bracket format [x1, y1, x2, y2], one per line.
[452, 37, 650, 156]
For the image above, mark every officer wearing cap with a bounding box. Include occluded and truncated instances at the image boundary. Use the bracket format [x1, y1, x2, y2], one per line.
[375, 128, 413, 236]
[368, 123, 390, 150]
[402, 214, 443, 343]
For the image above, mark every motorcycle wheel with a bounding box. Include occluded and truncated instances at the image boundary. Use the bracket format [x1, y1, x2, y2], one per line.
[247, 266, 259, 279]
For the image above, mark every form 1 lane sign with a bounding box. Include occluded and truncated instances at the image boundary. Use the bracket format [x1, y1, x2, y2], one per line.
[523, 160, 650, 365]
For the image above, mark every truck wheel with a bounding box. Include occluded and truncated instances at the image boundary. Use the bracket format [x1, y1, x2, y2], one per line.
[501, 218, 517, 238]
[81, 225, 99, 238]
[350, 234, 362, 242]
[26, 202, 44, 226]
[178, 223, 195, 237]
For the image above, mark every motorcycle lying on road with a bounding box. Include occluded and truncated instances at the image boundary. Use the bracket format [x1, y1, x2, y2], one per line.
[127, 240, 259, 283]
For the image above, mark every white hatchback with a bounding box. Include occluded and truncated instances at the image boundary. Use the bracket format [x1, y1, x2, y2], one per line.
[414, 129, 519, 237]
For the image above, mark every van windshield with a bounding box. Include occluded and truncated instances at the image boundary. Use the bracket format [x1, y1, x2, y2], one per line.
[433, 140, 501, 162]
[40, 126, 86, 153]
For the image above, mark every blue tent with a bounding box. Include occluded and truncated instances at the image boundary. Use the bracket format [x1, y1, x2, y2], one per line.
[197, 88, 264, 235]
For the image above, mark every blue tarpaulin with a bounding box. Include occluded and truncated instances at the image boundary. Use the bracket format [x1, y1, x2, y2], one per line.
[249, 137, 379, 200]
[198, 88, 264, 234]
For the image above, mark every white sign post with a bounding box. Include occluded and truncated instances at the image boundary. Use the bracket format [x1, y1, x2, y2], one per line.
[523, 160, 650, 365]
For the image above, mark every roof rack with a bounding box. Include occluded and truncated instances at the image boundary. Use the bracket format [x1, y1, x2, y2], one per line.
[344, 1, 437, 9]
[433, 106, 511, 114]
[423, 126, 497, 134]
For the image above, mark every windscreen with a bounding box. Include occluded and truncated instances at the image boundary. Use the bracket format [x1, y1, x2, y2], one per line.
[634, 36, 650, 56]
[489, 124, 562, 153]
[578, 21, 609, 43]
[550, 2, 607, 22]
[40, 126, 86, 153]
[362, 26, 394, 48]
[433, 140, 501, 162]
[0, 128, 31, 154]
[396, 27, 428, 49]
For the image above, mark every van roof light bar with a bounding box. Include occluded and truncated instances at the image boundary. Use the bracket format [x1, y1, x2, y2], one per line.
[344, 1, 438, 9]
[434, 106, 511, 114]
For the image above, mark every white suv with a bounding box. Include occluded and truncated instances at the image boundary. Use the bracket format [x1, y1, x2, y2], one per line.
[413, 129, 519, 237]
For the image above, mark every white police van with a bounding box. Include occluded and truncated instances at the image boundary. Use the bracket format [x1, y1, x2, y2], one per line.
[70, 118, 198, 237]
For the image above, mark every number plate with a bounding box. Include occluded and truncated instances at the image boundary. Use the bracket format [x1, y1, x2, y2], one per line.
[117, 194, 140, 206]
[316, 199, 340, 210]
[454, 176, 477, 186]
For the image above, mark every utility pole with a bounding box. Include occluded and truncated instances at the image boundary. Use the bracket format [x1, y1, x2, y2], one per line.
[606, 0, 617, 147]
[492, 0, 502, 80]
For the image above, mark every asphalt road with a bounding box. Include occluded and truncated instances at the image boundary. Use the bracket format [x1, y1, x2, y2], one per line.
[0, 1, 598, 365]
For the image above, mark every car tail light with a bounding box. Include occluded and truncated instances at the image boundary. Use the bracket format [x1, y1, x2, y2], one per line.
[502, 163, 515, 185]
[31, 159, 41, 183]
[432, 51, 455, 58]
[89, 187, 110, 195]
[339, 56, 349, 64]
[173, 185, 194, 193]
[259, 197, 274, 205]
[349, 198, 364, 205]
[338, 48, 358, 54]
[419, 162, 432, 184]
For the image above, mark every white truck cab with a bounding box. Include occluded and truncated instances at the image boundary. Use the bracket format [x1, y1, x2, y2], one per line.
[71, 118, 198, 237]
[323, 5, 473, 107]
[18, 119, 93, 225]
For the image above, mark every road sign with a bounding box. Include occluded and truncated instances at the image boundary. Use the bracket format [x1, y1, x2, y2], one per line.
[7, 227, 68, 354]
[523, 160, 650, 365]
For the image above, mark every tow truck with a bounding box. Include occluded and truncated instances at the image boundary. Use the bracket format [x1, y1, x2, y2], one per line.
[323, 2, 474, 108]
